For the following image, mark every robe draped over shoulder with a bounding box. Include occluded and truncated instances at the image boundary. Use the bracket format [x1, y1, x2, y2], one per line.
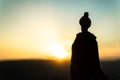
[71, 32, 101, 78]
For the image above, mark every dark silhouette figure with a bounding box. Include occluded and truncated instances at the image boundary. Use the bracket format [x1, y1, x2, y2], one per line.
[71, 12, 109, 80]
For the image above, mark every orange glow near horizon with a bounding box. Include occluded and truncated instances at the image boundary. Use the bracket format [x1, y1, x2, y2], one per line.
[1, 39, 120, 61]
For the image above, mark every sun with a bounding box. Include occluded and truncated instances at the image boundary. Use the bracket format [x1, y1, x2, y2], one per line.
[50, 43, 67, 59]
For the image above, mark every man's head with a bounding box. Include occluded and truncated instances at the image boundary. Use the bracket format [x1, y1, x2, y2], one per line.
[79, 12, 91, 32]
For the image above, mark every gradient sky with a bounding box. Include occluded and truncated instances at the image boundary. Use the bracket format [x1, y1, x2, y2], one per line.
[0, 0, 120, 60]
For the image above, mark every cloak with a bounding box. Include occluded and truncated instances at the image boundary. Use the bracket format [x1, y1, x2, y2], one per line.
[71, 32, 101, 79]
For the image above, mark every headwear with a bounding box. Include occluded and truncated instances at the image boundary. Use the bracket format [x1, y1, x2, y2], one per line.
[79, 12, 91, 28]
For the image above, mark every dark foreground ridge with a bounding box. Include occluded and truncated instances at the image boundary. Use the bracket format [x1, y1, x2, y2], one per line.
[0, 59, 120, 80]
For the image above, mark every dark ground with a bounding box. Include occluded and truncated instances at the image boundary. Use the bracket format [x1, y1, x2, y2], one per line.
[0, 59, 120, 80]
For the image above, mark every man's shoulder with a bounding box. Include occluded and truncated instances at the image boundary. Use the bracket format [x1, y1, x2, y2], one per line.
[76, 32, 96, 39]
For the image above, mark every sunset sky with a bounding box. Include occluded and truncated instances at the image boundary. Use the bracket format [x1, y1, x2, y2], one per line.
[0, 0, 120, 61]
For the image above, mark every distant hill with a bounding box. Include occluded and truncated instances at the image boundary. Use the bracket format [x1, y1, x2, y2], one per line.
[0, 60, 70, 80]
[0, 59, 120, 80]
[100, 60, 120, 80]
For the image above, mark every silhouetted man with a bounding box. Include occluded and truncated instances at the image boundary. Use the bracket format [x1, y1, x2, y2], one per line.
[71, 12, 109, 80]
